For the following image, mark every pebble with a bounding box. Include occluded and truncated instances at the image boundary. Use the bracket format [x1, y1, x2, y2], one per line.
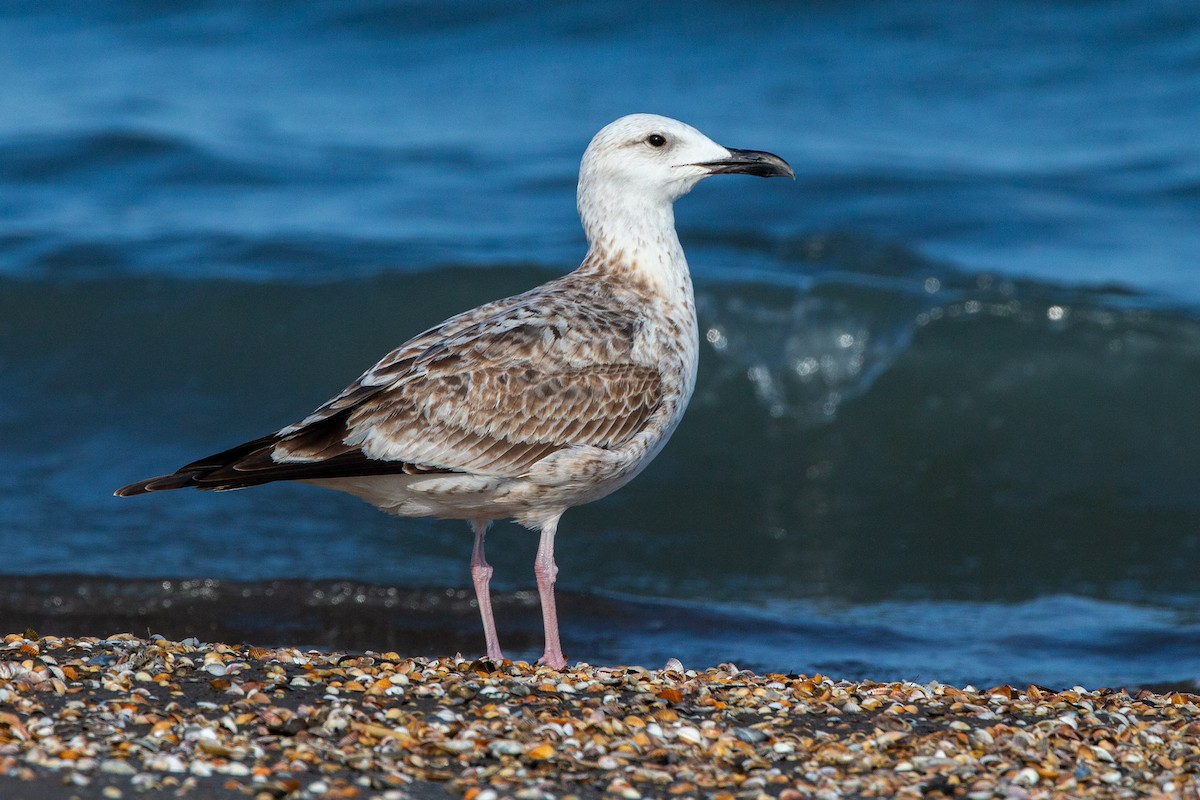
[99, 760, 136, 775]
[1015, 767, 1039, 786]
[489, 739, 524, 756]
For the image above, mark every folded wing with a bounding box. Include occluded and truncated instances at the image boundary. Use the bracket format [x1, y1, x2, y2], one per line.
[116, 294, 662, 495]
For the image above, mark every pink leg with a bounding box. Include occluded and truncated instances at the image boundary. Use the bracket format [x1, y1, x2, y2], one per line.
[470, 520, 504, 662]
[534, 514, 567, 669]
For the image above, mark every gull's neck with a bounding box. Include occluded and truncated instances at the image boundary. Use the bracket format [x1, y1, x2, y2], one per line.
[576, 187, 691, 303]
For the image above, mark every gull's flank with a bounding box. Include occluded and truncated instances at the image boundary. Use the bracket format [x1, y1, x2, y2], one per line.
[116, 114, 793, 669]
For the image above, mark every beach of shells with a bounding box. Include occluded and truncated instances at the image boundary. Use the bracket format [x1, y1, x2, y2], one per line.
[1, 633, 1198, 799]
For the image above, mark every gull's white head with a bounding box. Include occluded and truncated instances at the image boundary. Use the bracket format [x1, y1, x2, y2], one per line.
[577, 113, 792, 252]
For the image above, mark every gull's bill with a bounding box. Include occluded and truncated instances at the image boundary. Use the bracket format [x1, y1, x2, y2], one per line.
[694, 147, 794, 179]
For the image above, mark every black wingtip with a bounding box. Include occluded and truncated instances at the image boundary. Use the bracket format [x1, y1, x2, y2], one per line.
[114, 481, 151, 497]
[114, 474, 197, 497]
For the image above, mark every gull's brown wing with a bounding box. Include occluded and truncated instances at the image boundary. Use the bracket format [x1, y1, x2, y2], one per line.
[115, 287, 663, 495]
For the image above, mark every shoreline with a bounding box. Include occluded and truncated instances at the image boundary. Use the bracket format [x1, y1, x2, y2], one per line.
[2, 634, 1198, 799]
[4, 574, 1199, 696]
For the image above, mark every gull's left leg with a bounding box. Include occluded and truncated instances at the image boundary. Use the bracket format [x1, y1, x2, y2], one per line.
[470, 519, 504, 662]
[533, 513, 567, 669]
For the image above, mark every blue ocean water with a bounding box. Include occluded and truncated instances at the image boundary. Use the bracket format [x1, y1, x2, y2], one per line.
[1, 0, 1198, 687]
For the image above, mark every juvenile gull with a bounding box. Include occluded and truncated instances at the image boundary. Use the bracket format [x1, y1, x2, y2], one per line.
[116, 114, 793, 669]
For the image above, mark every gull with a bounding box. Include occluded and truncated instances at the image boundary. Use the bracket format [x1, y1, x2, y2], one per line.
[116, 114, 793, 669]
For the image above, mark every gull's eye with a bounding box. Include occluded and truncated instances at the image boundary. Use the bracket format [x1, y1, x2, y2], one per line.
[646, 134, 667, 148]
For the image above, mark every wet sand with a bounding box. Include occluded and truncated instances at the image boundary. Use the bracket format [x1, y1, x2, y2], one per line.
[2, 633, 1198, 800]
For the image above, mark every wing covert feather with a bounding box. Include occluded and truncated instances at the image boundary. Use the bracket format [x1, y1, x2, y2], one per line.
[338, 363, 662, 476]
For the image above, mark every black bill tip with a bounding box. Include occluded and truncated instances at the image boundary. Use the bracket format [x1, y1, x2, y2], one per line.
[696, 147, 794, 179]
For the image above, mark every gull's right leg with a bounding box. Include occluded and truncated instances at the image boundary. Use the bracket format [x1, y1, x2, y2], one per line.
[470, 520, 504, 662]
[533, 513, 567, 670]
